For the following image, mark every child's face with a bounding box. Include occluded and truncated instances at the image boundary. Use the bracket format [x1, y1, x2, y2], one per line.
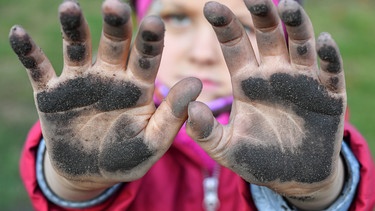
[150, 0, 258, 103]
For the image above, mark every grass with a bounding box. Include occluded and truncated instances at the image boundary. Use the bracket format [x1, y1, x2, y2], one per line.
[0, 0, 374, 210]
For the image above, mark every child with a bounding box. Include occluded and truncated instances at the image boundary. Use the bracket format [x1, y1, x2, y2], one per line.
[9, 0, 375, 210]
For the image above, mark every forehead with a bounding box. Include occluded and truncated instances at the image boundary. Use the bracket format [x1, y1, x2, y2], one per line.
[158, 0, 249, 18]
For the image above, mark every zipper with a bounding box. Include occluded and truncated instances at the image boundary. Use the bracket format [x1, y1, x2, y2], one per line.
[203, 164, 220, 211]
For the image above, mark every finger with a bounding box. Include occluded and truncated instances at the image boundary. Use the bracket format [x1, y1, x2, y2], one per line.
[95, 0, 132, 70]
[146, 77, 202, 147]
[278, 0, 316, 68]
[244, 0, 288, 62]
[9, 26, 56, 91]
[59, 0, 92, 70]
[317, 32, 345, 93]
[204, 2, 257, 75]
[128, 16, 164, 83]
[186, 101, 226, 162]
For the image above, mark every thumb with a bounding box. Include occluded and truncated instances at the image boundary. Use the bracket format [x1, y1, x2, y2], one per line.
[186, 101, 227, 161]
[146, 77, 202, 147]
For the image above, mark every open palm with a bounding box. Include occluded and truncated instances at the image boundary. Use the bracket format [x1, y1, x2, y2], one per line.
[10, 0, 201, 186]
[186, 0, 346, 197]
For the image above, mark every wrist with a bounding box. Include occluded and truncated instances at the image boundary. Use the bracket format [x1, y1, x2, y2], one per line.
[44, 151, 108, 202]
[37, 139, 122, 208]
[251, 141, 359, 211]
[286, 156, 345, 210]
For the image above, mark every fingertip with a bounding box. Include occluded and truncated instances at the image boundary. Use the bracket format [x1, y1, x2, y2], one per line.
[59, 0, 81, 15]
[59, 0, 85, 42]
[317, 32, 342, 74]
[187, 101, 214, 140]
[9, 24, 24, 36]
[203, 1, 232, 27]
[245, 0, 269, 17]
[102, 0, 131, 27]
[139, 16, 165, 41]
[317, 32, 332, 41]
[278, 0, 303, 27]
[9, 25, 55, 89]
[173, 77, 203, 101]
[167, 77, 202, 118]
[9, 25, 33, 56]
[182, 77, 203, 98]
[135, 16, 165, 56]
[59, 0, 81, 23]
[9, 26, 40, 71]
[100, 0, 132, 41]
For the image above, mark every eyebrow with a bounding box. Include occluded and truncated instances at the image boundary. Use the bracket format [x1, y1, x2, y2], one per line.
[159, 0, 185, 11]
[158, 0, 201, 16]
[158, 1, 252, 24]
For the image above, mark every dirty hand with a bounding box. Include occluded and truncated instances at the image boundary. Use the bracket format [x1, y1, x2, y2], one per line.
[186, 0, 345, 209]
[9, 0, 201, 201]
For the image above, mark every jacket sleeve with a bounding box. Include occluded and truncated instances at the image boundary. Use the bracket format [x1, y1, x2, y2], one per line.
[19, 122, 140, 211]
[344, 122, 375, 211]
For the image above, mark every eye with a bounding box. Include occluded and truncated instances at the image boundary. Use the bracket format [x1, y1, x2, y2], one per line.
[162, 13, 191, 28]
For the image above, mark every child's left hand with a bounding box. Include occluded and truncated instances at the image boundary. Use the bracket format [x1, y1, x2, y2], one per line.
[186, 0, 346, 209]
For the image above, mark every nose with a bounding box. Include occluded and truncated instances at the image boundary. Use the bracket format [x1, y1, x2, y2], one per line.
[189, 24, 222, 66]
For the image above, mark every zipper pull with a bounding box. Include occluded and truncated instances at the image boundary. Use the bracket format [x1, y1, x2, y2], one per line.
[203, 177, 219, 211]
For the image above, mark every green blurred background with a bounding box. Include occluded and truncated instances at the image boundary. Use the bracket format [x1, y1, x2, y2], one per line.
[1, 0, 374, 210]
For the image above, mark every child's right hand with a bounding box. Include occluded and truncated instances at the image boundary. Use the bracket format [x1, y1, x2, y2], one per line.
[9, 0, 201, 200]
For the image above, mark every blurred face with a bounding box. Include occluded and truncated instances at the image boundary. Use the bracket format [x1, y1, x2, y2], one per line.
[148, 0, 257, 103]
